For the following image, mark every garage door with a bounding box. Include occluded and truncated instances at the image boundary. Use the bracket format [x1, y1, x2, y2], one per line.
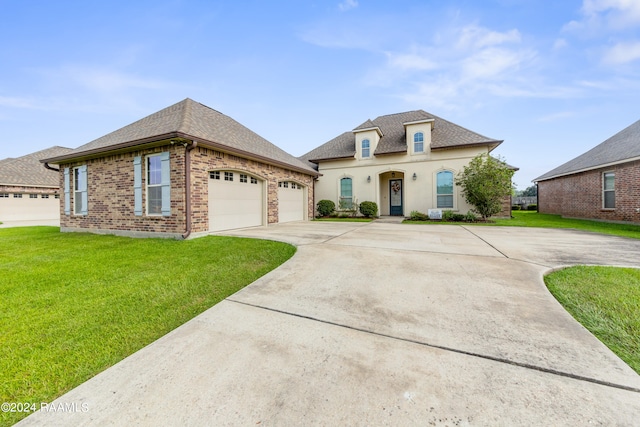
[278, 181, 305, 223]
[209, 171, 263, 232]
[0, 193, 60, 222]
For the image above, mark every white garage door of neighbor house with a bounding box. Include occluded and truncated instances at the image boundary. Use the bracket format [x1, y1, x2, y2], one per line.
[0, 194, 60, 222]
[278, 181, 305, 223]
[209, 171, 264, 232]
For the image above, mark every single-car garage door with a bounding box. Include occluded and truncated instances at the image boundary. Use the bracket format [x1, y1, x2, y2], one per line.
[278, 181, 305, 223]
[209, 171, 263, 232]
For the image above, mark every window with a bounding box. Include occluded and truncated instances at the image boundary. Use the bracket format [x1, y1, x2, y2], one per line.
[362, 139, 370, 158]
[210, 171, 220, 180]
[0, 193, 9, 198]
[284, 182, 289, 188]
[147, 155, 163, 215]
[137, 153, 170, 216]
[340, 177, 353, 209]
[436, 171, 454, 208]
[240, 174, 248, 183]
[603, 172, 615, 209]
[41, 194, 49, 199]
[55, 194, 60, 199]
[224, 172, 233, 181]
[251, 177, 258, 184]
[30, 194, 38, 199]
[13, 193, 22, 198]
[414, 132, 424, 153]
[74, 166, 87, 215]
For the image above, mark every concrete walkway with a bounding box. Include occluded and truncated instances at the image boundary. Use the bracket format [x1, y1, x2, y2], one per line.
[17, 222, 640, 426]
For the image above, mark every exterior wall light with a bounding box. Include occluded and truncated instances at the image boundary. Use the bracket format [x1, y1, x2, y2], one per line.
[413, 173, 417, 180]
[367, 176, 371, 182]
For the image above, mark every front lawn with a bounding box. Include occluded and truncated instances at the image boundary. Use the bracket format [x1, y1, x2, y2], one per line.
[545, 266, 640, 375]
[405, 211, 640, 240]
[0, 227, 295, 426]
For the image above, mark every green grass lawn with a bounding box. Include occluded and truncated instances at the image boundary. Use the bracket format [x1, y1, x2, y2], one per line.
[405, 211, 640, 240]
[0, 227, 295, 426]
[545, 266, 640, 375]
[314, 217, 373, 222]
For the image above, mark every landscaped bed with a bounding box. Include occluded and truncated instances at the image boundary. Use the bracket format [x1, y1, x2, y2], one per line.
[0, 227, 295, 426]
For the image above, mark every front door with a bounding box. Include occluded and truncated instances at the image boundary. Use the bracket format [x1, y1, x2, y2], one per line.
[390, 179, 403, 216]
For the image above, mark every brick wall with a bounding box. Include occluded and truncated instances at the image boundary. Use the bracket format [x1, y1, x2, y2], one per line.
[59, 144, 315, 236]
[538, 160, 640, 223]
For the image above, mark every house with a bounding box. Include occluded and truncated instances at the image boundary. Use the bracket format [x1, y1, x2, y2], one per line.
[535, 119, 640, 223]
[41, 99, 319, 239]
[300, 110, 511, 217]
[0, 146, 73, 222]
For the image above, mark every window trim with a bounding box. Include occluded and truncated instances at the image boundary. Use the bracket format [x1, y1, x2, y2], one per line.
[339, 177, 353, 209]
[603, 171, 615, 209]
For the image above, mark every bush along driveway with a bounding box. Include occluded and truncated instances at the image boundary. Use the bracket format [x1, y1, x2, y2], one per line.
[16, 222, 640, 426]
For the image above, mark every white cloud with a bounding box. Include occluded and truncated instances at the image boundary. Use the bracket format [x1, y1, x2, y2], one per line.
[385, 51, 438, 71]
[456, 26, 521, 49]
[602, 40, 640, 64]
[338, 0, 358, 12]
[0, 96, 38, 109]
[565, 0, 640, 33]
[553, 38, 568, 50]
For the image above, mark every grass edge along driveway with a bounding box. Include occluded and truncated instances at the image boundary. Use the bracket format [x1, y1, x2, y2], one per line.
[0, 227, 295, 426]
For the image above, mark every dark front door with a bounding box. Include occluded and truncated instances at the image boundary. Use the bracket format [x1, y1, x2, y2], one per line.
[390, 179, 403, 216]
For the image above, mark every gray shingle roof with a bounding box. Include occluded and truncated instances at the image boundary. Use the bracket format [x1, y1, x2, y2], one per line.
[0, 146, 73, 187]
[43, 98, 318, 176]
[535, 119, 640, 181]
[300, 110, 502, 162]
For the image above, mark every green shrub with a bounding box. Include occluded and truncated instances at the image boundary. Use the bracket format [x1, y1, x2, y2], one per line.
[464, 211, 478, 222]
[511, 205, 521, 210]
[317, 199, 335, 217]
[443, 211, 465, 222]
[410, 210, 429, 221]
[527, 204, 538, 211]
[339, 213, 350, 218]
[359, 201, 378, 218]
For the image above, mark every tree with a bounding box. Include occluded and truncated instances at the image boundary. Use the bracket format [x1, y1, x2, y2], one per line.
[455, 154, 515, 220]
[520, 185, 537, 197]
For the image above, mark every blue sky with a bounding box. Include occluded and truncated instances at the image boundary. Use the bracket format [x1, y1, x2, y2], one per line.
[1, 0, 639, 189]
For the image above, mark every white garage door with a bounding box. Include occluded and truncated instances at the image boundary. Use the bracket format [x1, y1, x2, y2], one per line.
[278, 181, 305, 223]
[0, 193, 60, 222]
[209, 171, 263, 232]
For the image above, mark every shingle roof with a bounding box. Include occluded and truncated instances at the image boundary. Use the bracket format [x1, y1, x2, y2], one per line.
[43, 98, 318, 176]
[300, 110, 502, 162]
[535, 119, 640, 181]
[0, 146, 73, 187]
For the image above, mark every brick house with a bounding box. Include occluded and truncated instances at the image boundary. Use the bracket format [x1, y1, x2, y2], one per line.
[0, 146, 72, 222]
[41, 99, 319, 238]
[300, 110, 513, 218]
[535, 119, 640, 223]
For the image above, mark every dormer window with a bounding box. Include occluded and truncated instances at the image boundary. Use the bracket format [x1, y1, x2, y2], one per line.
[362, 139, 370, 158]
[414, 132, 424, 153]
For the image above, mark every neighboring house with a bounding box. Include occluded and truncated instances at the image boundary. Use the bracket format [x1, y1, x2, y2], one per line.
[0, 146, 73, 222]
[535, 119, 640, 224]
[300, 110, 511, 217]
[41, 99, 319, 238]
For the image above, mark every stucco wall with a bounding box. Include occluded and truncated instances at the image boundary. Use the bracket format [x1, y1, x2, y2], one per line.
[314, 146, 502, 217]
[538, 160, 640, 223]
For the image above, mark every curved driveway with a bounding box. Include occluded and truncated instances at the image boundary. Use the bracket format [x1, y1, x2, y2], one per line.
[19, 222, 640, 426]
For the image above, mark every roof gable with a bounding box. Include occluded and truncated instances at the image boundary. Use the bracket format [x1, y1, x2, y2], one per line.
[300, 110, 502, 162]
[44, 99, 317, 176]
[535, 119, 640, 181]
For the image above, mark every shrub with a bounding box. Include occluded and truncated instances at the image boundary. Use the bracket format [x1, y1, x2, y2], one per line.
[443, 211, 465, 222]
[359, 201, 378, 218]
[409, 210, 429, 221]
[527, 204, 538, 211]
[317, 200, 335, 217]
[512, 205, 521, 211]
[464, 211, 478, 222]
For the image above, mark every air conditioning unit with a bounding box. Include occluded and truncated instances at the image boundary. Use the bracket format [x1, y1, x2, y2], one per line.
[428, 209, 442, 220]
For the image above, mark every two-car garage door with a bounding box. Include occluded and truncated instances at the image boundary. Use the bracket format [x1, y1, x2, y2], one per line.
[209, 171, 306, 232]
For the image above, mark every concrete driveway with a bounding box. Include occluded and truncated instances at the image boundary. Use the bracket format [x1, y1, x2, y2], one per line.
[18, 221, 640, 426]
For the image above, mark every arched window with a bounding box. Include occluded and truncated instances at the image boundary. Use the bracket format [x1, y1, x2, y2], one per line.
[362, 139, 370, 158]
[340, 177, 353, 209]
[436, 171, 454, 208]
[414, 132, 424, 153]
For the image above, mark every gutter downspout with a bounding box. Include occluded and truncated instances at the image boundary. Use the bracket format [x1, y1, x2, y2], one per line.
[44, 162, 59, 172]
[181, 141, 198, 239]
